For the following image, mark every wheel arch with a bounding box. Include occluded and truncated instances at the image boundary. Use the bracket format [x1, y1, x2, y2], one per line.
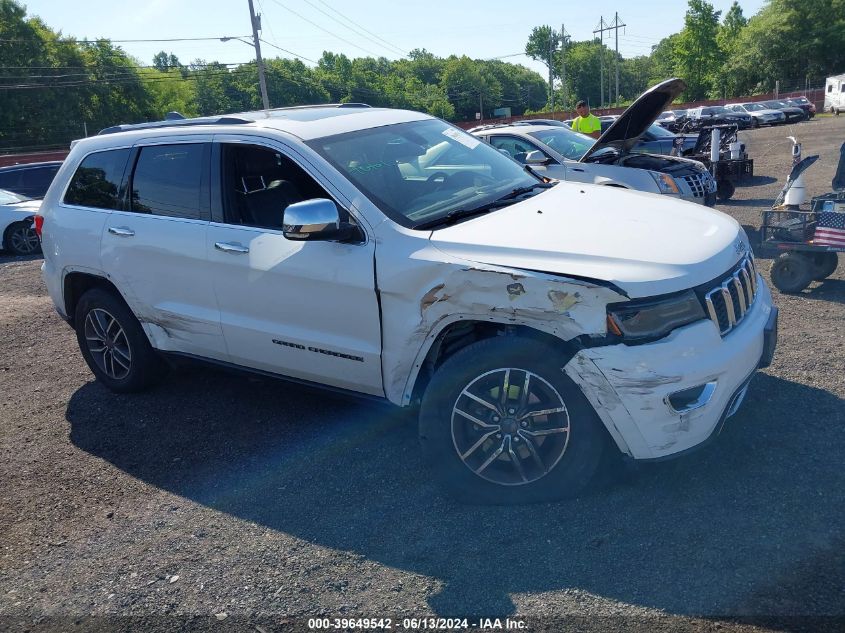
[63, 271, 128, 327]
[405, 317, 580, 407]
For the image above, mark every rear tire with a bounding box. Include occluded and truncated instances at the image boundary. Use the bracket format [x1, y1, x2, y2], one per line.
[419, 337, 607, 505]
[3, 220, 41, 256]
[716, 179, 735, 201]
[810, 252, 839, 280]
[770, 252, 813, 293]
[74, 288, 166, 392]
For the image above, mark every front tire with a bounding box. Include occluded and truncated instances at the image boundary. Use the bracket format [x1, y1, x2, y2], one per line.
[419, 337, 607, 504]
[716, 179, 735, 201]
[3, 220, 41, 256]
[74, 288, 166, 392]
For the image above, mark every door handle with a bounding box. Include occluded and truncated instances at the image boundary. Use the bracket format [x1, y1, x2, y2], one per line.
[214, 241, 249, 254]
[108, 226, 135, 237]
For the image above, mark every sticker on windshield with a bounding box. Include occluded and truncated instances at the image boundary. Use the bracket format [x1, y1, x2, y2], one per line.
[442, 127, 481, 149]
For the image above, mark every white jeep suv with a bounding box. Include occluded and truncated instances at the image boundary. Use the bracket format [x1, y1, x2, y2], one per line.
[38, 104, 778, 504]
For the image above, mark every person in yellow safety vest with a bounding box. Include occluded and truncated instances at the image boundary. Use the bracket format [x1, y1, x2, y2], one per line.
[571, 100, 602, 139]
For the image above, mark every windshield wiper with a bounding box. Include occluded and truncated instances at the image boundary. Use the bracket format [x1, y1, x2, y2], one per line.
[414, 182, 555, 230]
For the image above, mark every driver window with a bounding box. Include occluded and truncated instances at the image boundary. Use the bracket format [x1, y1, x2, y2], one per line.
[221, 144, 334, 230]
[489, 136, 537, 164]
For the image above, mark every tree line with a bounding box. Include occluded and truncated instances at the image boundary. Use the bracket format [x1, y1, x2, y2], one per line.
[527, 0, 845, 107]
[1, 0, 844, 153]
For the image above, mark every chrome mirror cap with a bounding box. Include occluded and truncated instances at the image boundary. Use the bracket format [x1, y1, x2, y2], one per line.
[282, 199, 340, 240]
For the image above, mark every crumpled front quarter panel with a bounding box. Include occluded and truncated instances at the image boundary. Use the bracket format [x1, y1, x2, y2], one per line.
[374, 223, 626, 405]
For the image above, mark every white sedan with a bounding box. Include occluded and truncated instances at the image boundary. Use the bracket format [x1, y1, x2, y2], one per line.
[1, 188, 41, 256]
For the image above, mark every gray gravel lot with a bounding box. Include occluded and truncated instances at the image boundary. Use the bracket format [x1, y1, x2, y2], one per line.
[1, 117, 844, 632]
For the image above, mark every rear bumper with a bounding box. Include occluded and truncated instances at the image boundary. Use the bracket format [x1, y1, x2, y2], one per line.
[564, 277, 776, 460]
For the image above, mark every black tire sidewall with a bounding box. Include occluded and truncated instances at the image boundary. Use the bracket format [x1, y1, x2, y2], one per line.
[74, 288, 162, 393]
[419, 337, 606, 505]
[810, 252, 839, 280]
[770, 253, 812, 293]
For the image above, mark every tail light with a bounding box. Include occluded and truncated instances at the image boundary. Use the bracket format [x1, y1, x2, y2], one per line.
[34, 215, 44, 238]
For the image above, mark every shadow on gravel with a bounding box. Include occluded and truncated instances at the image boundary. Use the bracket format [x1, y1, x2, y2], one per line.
[721, 197, 774, 208]
[741, 175, 778, 188]
[67, 369, 845, 618]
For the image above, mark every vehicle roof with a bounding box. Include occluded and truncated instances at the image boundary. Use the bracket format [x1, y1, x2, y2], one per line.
[469, 124, 563, 135]
[0, 161, 63, 171]
[86, 105, 431, 149]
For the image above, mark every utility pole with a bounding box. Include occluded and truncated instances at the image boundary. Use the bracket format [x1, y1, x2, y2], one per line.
[594, 17, 606, 107]
[595, 14, 625, 107]
[560, 23, 569, 112]
[479, 92, 483, 120]
[247, 0, 270, 111]
[548, 29, 555, 112]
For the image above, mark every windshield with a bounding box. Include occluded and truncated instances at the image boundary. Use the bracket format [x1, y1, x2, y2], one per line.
[742, 103, 764, 111]
[648, 123, 677, 138]
[702, 106, 728, 115]
[307, 118, 538, 229]
[527, 127, 595, 161]
[0, 188, 31, 204]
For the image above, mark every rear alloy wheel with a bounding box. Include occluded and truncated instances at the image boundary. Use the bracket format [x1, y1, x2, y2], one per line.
[770, 252, 813, 293]
[809, 251, 839, 280]
[3, 221, 41, 256]
[419, 337, 606, 504]
[75, 288, 166, 392]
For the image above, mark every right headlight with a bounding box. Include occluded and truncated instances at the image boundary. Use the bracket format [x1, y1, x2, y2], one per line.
[649, 171, 680, 195]
[607, 290, 706, 342]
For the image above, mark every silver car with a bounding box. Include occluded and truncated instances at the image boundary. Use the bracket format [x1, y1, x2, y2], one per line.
[472, 79, 717, 206]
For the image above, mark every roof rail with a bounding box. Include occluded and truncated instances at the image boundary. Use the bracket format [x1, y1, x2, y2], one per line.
[98, 115, 254, 136]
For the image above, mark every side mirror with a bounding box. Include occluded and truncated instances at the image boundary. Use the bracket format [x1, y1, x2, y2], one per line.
[524, 150, 552, 166]
[282, 198, 360, 242]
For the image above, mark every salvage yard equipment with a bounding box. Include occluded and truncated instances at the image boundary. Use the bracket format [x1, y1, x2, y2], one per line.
[761, 147, 844, 293]
[681, 123, 753, 201]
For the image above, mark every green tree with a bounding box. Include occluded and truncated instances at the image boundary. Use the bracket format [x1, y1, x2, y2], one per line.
[440, 56, 502, 121]
[674, 0, 722, 100]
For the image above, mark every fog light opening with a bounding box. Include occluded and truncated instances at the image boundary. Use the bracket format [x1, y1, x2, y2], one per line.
[666, 381, 717, 414]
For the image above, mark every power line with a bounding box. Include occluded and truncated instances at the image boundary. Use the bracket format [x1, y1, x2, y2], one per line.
[313, 0, 407, 56]
[265, 0, 382, 58]
[293, 0, 406, 57]
[0, 35, 252, 44]
[259, 38, 319, 64]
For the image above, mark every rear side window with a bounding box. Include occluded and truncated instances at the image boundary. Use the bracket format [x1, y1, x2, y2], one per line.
[64, 149, 130, 210]
[23, 166, 59, 195]
[130, 144, 205, 219]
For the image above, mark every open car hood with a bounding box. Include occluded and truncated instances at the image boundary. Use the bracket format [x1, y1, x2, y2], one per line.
[581, 78, 686, 162]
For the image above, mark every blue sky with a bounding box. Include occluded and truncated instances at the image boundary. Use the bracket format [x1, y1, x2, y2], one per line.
[21, 0, 767, 76]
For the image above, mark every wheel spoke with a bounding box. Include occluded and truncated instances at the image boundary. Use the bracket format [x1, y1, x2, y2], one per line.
[454, 407, 498, 429]
[520, 371, 531, 409]
[111, 351, 130, 370]
[460, 389, 500, 414]
[506, 437, 528, 483]
[113, 344, 131, 364]
[518, 406, 567, 420]
[460, 430, 499, 460]
[522, 426, 569, 437]
[518, 431, 547, 473]
[88, 343, 107, 354]
[475, 440, 505, 474]
[500, 368, 511, 406]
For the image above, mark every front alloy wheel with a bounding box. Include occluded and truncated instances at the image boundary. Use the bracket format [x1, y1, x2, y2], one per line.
[451, 368, 570, 486]
[419, 337, 607, 504]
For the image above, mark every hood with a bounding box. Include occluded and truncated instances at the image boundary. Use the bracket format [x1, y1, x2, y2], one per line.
[581, 78, 686, 162]
[429, 181, 746, 299]
[3, 199, 40, 213]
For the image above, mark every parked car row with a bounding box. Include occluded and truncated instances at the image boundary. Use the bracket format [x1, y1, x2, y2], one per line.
[0, 161, 63, 255]
[656, 97, 814, 132]
[35, 77, 778, 503]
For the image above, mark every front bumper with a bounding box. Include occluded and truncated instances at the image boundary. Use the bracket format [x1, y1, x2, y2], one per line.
[564, 276, 776, 460]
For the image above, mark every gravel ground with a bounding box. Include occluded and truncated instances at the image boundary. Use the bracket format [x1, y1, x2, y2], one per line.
[1, 116, 844, 633]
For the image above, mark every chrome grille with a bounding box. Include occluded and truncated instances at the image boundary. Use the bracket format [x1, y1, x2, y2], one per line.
[683, 172, 714, 198]
[703, 256, 758, 336]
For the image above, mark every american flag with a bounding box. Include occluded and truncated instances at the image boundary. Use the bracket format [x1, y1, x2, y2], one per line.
[814, 211, 845, 247]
